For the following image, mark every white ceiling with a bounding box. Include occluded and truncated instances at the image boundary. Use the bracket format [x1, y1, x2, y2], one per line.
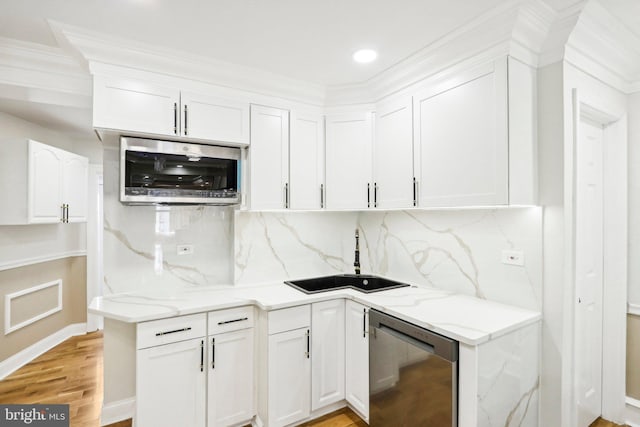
[1, 0, 529, 86]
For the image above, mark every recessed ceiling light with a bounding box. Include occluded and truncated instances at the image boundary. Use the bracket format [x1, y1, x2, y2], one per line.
[353, 49, 378, 64]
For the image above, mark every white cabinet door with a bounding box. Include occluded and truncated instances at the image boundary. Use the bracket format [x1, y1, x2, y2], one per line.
[345, 301, 369, 421]
[136, 338, 206, 427]
[325, 112, 373, 210]
[63, 152, 88, 223]
[208, 329, 254, 427]
[181, 91, 249, 144]
[93, 75, 180, 136]
[28, 141, 63, 223]
[290, 110, 324, 210]
[249, 105, 290, 210]
[268, 327, 311, 427]
[413, 60, 508, 207]
[374, 96, 415, 209]
[311, 300, 345, 411]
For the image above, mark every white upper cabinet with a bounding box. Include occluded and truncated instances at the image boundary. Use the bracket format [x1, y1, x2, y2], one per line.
[93, 75, 180, 136]
[29, 142, 64, 223]
[249, 105, 290, 210]
[61, 151, 89, 223]
[181, 91, 249, 144]
[93, 74, 250, 145]
[413, 59, 508, 207]
[289, 110, 325, 210]
[374, 96, 415, 209]
[325, 111, 373, 210]
[0, 139, 88, 225]
[412, 57, 536, 207]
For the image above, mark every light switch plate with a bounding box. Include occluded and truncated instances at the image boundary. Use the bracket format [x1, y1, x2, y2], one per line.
[501, 250, 524, 266]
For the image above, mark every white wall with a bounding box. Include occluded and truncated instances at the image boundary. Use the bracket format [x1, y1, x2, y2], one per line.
[628, 92, 640, 307]
[537, 61, 566, 427]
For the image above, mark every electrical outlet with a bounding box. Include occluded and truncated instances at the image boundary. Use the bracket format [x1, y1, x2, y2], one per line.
[177, 244, 194, 255]
[501, 250, 524, 266]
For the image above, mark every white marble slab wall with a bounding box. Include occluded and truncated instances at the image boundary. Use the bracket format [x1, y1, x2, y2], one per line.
[234, 210, 358, 285]
[476, 322, 540, 427]
[234, 208, 542, 310]
[103, 146, 234, 295]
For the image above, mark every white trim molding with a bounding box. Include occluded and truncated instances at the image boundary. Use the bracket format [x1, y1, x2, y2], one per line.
[629, 303, 640, 316]
[626, 396, 640, 427]
[0, 250, 87, 272]
[4, 279, 63, 335]
[565, 0, 640, 94]
[100, 397, 135, 426]
[0, 322, 86, 380]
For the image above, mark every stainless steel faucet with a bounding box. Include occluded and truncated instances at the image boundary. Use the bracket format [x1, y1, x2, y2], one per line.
[354, 229, 361, 275]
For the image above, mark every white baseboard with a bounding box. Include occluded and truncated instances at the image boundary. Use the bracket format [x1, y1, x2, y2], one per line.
[626, 396, 640, 427]
[0, 322, 87, 380]
[101, 397, 135, 426]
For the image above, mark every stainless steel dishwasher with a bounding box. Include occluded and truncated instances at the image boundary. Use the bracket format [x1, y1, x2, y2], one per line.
[369, 309, 458, 427]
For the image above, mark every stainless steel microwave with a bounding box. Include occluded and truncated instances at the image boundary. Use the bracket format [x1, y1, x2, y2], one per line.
[120, 137, 241, 205]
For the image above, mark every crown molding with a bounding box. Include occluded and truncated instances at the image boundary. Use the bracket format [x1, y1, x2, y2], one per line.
[564, 0, 640, 94]
[325, 0, 557, 105]
[0, 37, 91, 108]
[48, 20, 326, 106]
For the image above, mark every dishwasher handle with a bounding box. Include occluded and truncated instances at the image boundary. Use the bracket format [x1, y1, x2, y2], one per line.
[369, 309, 458, 362]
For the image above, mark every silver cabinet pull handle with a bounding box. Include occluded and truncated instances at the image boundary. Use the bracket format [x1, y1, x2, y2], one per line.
[284, 183, 289, 209]
[217, 317, 248, 325]
[60, 204, 65, 223]
[155, 327, 192, 336]
[173, 102, 178, 134]
[413, 177, 418, 207]
[320, 184, 324, 209]
[363, 308, 367, 338]
[211, 337, 215, 369]
[199, 340, 204, 372]
[184, 104, 188, 136]
[367, 183, 371, 208]
[374, 183, 378, 208]
[305, 329, 310, 359]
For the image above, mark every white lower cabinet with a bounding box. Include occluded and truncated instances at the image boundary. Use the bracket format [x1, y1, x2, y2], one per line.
[136, 327, 207, 427]
[207, 306, 255, 427]
[136, 310, 256, 427]
[259, 305, 311, 427]
[207, 328, 255, 427]
[311, 300, 345, 411]
[345, 301, 370, 421]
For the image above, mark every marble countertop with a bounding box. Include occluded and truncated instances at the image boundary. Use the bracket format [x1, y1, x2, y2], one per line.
[89, 282, 541, 346]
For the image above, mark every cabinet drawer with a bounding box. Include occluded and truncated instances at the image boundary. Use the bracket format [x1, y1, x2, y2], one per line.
[208, 306, 254, 335]
[137, 313, 207, 349]
[268, 305, 310, 335]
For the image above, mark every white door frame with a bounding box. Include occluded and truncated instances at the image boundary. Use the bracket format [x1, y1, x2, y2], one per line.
[570, 89, 628, 425]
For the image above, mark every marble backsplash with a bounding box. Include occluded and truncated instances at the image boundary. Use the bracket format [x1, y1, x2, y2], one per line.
[104, 140, 541, 310]
[234, 208, 542, 310]
[102, 147, 234, 295]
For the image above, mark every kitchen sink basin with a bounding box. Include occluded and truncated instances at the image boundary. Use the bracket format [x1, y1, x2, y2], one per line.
[285, 274, 410, 294]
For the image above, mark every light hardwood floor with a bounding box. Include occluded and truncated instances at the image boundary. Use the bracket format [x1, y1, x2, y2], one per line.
[0, 332, 628, 427]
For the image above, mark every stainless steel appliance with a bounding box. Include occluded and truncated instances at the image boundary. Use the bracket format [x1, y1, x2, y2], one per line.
[369, 309, 458, 426]
[120, 137, 241, 205]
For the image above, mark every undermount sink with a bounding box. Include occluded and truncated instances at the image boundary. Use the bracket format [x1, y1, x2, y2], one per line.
[285, 274, 410, 294]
